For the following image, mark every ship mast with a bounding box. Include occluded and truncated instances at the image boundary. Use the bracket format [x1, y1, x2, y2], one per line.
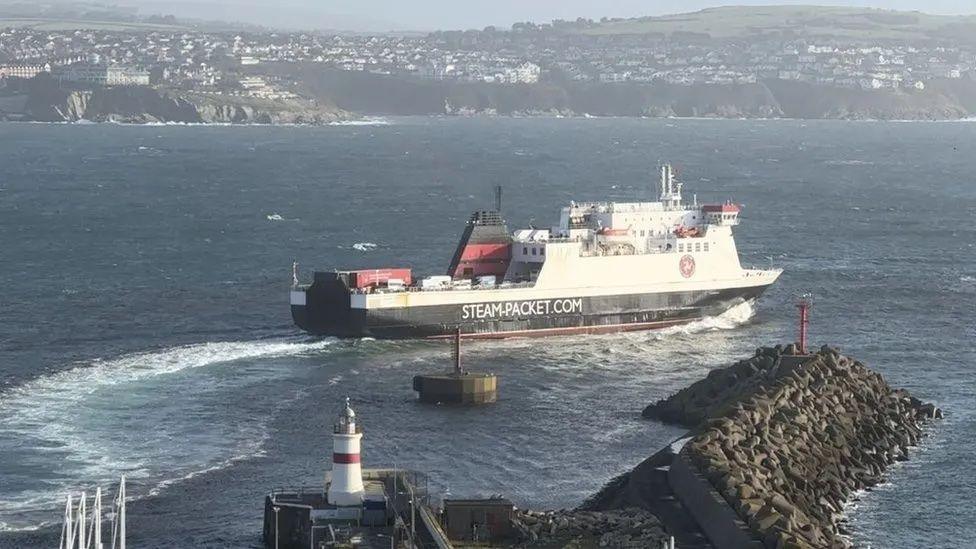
[659, 163, 682, 209]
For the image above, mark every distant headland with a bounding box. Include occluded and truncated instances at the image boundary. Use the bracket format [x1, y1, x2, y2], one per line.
[4, 5, 976, 123]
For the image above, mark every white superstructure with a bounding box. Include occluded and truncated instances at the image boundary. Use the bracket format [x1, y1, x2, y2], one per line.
[292, 163, 782, 339]
[351, 164, 779, 309]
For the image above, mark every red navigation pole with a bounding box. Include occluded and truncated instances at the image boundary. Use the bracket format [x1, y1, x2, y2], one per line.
[796, 295, 812, 355]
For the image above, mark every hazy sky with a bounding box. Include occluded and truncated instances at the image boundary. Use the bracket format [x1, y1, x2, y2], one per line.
[121, 0, 976, 31]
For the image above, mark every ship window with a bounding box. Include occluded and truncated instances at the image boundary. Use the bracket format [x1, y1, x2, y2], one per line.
[704, 243, 710, 252]
[678, 244, 683, 252]
[531, 248, 537, 256]
[640, 230, 645, 237]
[541, 248, 545, 255]
[695, 243, 701, 252]
[523, 246, 528, 255]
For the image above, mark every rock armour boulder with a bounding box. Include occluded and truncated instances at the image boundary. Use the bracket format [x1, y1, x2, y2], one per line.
[672, 346, 939, 548]
[512, 508, 668, 548]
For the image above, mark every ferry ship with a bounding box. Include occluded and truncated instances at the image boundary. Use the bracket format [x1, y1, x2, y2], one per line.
[291, 164, 781, 339]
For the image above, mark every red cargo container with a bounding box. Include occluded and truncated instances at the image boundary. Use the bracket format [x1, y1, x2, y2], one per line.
[347, 268, 412, 289]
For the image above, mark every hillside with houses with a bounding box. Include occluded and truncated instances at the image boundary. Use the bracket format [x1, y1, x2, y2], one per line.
[3, 5, 976, 121]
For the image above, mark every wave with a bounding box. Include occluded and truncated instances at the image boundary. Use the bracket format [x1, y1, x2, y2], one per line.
[352, 242, 378, 252]
[653, 300, 757, 337]
[0, 337, 335, 531]
[1, 339, 334, 406]
[825, 159, 874, 166]
[329, 116, 390, 126]
[146, 428, 271, 499]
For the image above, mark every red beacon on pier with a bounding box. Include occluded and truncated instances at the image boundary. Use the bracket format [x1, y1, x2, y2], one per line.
[795, 295, 813, 355]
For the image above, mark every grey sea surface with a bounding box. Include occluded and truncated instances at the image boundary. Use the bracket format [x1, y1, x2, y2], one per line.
[0, 117, 972, 547]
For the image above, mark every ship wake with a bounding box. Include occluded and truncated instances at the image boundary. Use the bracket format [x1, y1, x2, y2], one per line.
[653, 300, 757, 338]
[0, 337, 335, 532]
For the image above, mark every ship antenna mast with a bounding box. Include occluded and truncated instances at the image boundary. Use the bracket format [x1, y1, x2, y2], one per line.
[659, 163, 682, 208]
[494, 185, 502, 213]
[659, 165, 667, 200]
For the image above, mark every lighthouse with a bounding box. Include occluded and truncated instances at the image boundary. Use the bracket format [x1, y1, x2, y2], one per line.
[327, 397, 365, 506]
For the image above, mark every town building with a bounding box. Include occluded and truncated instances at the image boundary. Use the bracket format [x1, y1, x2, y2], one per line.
[0, 63, 50, 79]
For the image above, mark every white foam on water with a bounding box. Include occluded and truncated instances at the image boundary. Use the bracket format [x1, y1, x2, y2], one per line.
[0, 337, 335, 530]
[329, 116, 391, 126]
[825, 159, 874, 166]
[653, 300, 757, 338]
[0, 519, 55, 533]
[352, 242, 378, 252]
[146, 426, 272, 499]
[0, 339, 334, 406]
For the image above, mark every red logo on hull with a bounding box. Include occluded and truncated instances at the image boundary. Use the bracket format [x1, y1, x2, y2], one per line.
[679, 255, 696, 278]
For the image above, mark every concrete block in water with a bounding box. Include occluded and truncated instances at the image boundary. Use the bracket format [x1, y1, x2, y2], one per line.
[413, 372, 497, 405]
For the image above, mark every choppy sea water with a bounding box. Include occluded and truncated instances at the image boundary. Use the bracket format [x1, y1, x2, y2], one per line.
[0, 117, 972, 548]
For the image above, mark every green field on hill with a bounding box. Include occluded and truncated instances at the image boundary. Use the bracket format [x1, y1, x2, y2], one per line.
[580, 6, 976, 43]
[0, 17, 186, 31]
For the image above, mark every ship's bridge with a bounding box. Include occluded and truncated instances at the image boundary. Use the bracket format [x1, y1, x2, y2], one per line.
[702, 203, 741, 226]
[552, 200, 703, 241]
[552, 164, 705, 240]
[505, 164, 746, 282]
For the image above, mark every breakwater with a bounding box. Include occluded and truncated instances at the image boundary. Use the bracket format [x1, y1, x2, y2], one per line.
[595, 345, 940, 548]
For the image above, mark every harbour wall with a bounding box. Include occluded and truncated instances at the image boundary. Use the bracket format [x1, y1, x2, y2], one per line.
[667, 452, 763, 549]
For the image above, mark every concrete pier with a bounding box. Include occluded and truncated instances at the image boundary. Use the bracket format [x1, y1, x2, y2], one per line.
[413, 372, 498, 404]
[263, 470, 451, 549]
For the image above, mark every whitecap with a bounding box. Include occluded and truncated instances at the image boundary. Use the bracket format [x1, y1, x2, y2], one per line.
[825, 159, 874, 166]
[266, 213, 284, 221]
[352, 242, 378, 252]
[329, 116, 390, 126]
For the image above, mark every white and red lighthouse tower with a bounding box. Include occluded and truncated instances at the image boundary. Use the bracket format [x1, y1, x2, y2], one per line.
[327, 397, 365, 506]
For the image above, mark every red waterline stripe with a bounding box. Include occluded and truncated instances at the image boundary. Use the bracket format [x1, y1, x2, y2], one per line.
[333, 453, 361, 464]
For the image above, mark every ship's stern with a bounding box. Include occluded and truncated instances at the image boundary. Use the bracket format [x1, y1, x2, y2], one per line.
[291, 272, 371, 337]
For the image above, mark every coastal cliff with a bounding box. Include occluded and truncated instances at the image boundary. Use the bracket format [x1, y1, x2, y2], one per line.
[291, 65, 976, 120]
[11, 75, 349, 124]
[587, 345, 940, 548]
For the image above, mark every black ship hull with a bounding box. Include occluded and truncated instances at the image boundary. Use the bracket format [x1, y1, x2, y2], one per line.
[292, 274, 772, 339]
